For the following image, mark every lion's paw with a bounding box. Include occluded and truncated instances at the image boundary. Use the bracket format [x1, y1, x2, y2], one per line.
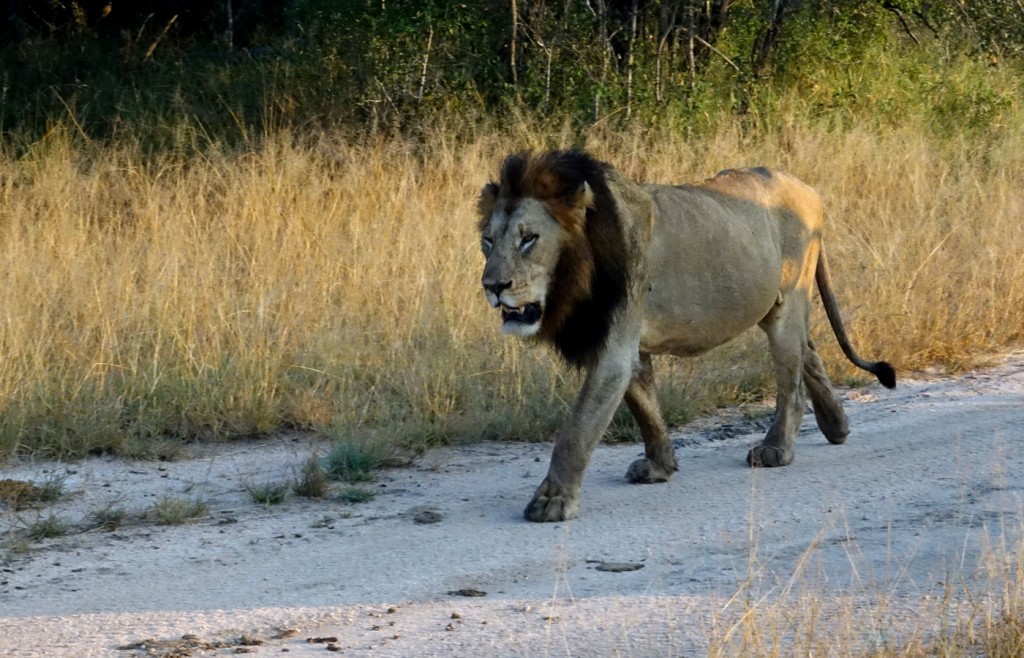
[823, 428, 849, 445]
[524, 479, 579, 522]
[626, 457, 677, 484]
[814, 408, 850, 445]
[746, 444, 794, 468]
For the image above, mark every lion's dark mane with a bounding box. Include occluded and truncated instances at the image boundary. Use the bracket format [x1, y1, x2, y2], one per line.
[496, 149, 631, 368]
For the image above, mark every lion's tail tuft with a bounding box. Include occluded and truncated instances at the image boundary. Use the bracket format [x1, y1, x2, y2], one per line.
[866, 360, 897, 389]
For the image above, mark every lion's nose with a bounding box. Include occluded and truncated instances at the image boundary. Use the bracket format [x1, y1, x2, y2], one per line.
[484, 280, 512, 297]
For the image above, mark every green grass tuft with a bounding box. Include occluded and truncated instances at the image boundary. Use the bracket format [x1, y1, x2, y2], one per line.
[293, 457, 331, 499]
[245, 481, 290, 505]
[152, 496, 207, 525]
[324, 437, 390, 483]
[88, 505, 129, 531]
[337, 487, 376, 504]
[24, 514, 68, 540]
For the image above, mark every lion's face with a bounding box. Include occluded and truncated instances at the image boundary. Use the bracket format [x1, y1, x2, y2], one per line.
[478, 195, 570, 337]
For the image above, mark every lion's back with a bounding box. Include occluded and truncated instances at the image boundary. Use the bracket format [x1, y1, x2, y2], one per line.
[699, 167, 824, 230]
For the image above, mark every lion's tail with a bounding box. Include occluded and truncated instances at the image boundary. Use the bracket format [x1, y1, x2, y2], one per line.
[815, 244, 896, 389]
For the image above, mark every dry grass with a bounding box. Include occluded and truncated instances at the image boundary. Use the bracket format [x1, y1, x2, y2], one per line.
[0, 111, 1022, 458]
[702, 524, 1024, 657]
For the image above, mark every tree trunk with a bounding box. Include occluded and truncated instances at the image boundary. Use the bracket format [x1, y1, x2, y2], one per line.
[625, 0, 639, 118]
[510, 0, 520, 99]
[752, 0, 798, 78]
[689, 0, 735, 70]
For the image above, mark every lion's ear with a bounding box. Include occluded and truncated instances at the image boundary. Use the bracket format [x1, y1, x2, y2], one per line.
[477, 182, 499, 220]
[572, 181, 595, 210]
[552, 181, 594, 234]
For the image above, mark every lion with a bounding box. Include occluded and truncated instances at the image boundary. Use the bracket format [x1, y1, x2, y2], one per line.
[477, 149, 895, 522]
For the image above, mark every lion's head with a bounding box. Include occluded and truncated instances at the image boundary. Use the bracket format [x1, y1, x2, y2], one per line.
[477, 150, 631, 366]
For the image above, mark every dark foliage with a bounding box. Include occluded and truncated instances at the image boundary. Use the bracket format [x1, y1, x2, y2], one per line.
[0, 1, 1018, 146]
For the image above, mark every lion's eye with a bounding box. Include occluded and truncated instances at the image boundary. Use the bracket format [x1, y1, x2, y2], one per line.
[519, 234, 538, 255]
[481, 237, 493, 255]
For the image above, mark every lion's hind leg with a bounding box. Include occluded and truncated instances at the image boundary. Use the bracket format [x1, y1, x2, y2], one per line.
[803, 338, 850, 444]
[748, 298, 808, 468]
[623, 353, 678, 483]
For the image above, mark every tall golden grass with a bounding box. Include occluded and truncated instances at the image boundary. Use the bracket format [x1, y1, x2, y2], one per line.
[1, 109, 1022, 457]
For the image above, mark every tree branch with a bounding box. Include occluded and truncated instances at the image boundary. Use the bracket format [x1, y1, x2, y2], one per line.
[882, 2, 920, 45]
[693, 35, 740, 73]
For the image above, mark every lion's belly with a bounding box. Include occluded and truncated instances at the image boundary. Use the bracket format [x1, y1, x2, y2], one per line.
[639, 284, 778, 356]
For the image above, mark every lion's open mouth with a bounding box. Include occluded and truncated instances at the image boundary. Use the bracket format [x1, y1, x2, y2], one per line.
[500, 302, 542, 328]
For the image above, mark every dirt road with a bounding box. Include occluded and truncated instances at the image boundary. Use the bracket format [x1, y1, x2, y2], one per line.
[2, 355, 1022, 656]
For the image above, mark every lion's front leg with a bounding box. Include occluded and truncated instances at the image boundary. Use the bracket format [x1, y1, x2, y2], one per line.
[525, 356, 634, 522]
[524, 476, 581, 522]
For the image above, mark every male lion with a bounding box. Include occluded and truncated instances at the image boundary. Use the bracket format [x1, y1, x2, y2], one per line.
[477, 149, 895, 522]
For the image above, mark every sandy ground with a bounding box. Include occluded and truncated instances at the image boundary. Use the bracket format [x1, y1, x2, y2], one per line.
[1, 354, 1023, 657]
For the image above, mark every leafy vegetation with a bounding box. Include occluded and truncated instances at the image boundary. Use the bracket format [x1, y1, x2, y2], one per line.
[1, 2, 1021, 143]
